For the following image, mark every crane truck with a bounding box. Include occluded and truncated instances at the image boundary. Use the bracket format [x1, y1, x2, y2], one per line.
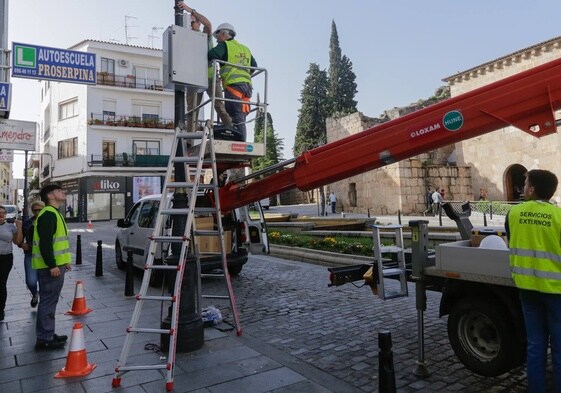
[214, 55, 561, 377]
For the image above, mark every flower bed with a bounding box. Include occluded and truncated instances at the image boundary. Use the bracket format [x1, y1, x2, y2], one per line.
[268, 230, 373, 257]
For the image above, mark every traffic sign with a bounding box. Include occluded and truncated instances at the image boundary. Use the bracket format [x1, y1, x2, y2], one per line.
[0, 82, 11, 112]
[11, 42, 97, 85]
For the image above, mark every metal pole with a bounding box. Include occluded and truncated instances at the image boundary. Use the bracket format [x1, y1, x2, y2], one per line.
[409, 220, 431, 378]
[160, 0, 203, 353]
[22, 150, 29, 221]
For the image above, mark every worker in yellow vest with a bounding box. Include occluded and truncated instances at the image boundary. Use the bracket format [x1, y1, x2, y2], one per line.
[32, 184, 72, 351]
[208, 22, 257, 140]
[506, 169, 561, 392]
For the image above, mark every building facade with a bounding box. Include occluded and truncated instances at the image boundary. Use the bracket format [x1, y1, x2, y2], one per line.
[446, 36, 561, 204]
[325, 36, 561, 215]
[39, 40, 174, 221]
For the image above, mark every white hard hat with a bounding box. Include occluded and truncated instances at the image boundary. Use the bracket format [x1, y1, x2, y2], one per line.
[479, 235, 508, 250]
[213, 23, 236, 39]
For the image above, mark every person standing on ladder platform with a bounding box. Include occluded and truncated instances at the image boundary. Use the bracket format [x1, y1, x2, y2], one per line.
[208, 22, 257, 141]
[178, 2, 232, 132]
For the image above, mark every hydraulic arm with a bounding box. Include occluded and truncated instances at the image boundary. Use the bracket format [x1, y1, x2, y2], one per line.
[220, 56, 561, 212]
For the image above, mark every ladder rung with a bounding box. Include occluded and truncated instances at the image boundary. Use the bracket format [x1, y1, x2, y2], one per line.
[201, 273, 226, 279]
[117, 364, 169, 372]
[127, 327, 172, 335]
[379, 246, 403, 253]
[150, 236, 187, 243]
[177, 131, 204, 139]
[194, 229, 219, 236]
[136, 295, 174, 302]
[384, 292, 408, 300]
[146, 264, 179, 271]
[202, 294, 230, 299]
[165, 182, 213, 190]
[194, 207, 218, 214]
[160, 209, 190, 215]
[382, 268, 406, 276]
[172, 157, 213, 164]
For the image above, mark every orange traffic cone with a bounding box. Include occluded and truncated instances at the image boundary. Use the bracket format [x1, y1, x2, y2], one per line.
[66, 281, 93, 315]
[54, 322, 96, 378]
[87, 220, 93, 229]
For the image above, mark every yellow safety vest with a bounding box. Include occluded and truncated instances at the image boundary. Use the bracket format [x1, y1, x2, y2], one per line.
[32, 205, 71, 269]
[508, 200, 561, 294]
[220, 39, 252, 86]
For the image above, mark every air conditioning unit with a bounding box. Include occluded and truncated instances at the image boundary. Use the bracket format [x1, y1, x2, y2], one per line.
[118, 59, 129, 67]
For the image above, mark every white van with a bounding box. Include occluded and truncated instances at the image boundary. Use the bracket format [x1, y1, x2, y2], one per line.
[115, 193, 269, 286]
[3, 205, 19, 223]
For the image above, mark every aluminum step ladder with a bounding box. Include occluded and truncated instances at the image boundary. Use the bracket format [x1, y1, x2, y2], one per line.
[371, 224, 409, 300]
[112, 120, 241, 392]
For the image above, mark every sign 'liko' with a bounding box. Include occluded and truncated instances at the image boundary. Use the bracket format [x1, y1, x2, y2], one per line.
[11, 42, 97, 85]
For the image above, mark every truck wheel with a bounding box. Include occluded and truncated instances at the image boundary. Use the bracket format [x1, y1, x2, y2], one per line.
[115, 242, 126, 270]
[447, 297, 519, 377]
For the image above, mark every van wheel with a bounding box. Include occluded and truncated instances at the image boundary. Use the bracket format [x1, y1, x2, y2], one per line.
[448, 297, 520, 377]
[115, 242, 126, 270]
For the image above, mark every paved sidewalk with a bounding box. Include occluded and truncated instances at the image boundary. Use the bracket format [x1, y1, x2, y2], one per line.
[0, 239, 360, 392]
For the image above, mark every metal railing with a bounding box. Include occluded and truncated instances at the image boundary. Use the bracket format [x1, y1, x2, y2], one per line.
[96, 72, 164, 91]
[88, 113, 174, 129]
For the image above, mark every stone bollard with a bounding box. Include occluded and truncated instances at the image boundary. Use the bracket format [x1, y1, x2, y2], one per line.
[124, 250, 134, 297]
[76, 235, 82, 265]
[95, 240, 103, 277]
[378, 330, 396, 393]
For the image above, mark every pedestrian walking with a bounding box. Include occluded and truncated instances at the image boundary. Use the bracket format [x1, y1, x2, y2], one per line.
[19, 200, 45, 308]
[329, 191, 337, 214]
[431, 189, 443, 216]
[33, 184, 72, 350]
[0, 205, 23, 322]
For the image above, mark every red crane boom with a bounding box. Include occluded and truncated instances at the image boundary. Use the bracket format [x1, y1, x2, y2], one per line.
[220, 56, 561, 212]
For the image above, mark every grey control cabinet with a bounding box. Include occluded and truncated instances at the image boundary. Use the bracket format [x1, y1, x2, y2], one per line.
[163, 25, 208, 90]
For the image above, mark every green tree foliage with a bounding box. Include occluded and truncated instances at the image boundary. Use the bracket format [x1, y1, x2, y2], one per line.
[294, 63, 329, 156]
[252, 112, 284, 171]
[328, 20, 357, 116]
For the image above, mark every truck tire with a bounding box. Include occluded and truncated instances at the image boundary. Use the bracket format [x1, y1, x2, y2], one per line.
[447, 297, 520, 377]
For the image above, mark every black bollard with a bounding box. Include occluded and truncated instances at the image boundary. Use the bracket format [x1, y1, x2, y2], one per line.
[398, 210, 402, 225]
[95, 240, 103, 277]
[367, 208, 370, 218]
[124, 250, 134, 296]
[483, 212, 488, 227]
[76, 234, 82, 265]
[378, 330, 397, 393]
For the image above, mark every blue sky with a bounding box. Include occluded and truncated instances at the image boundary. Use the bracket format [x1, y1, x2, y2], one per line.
[7, 0, 561, 175]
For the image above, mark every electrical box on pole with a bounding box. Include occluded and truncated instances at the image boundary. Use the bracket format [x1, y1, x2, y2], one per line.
[163, 25, 208, 90]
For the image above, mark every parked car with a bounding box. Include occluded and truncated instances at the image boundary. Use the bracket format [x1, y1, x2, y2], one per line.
[115, 193, 269, 286]
[3, 205, 19, 223]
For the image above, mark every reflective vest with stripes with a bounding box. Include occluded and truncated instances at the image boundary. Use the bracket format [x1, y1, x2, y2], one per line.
[220, 39, 252, 86]
[32, 206, 71, 269]
[508, 200, 561, 294]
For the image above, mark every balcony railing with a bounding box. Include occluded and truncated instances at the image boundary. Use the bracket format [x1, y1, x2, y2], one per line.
[88, 113, 174, 129]
[87, 154, 170, 168]
[97, 72, 164, 91]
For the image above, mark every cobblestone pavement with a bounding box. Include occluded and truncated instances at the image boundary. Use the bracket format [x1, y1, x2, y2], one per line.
[68, 220, 543, 392]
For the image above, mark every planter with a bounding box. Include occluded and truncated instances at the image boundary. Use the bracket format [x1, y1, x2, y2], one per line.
[269, 244, 372, 268]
